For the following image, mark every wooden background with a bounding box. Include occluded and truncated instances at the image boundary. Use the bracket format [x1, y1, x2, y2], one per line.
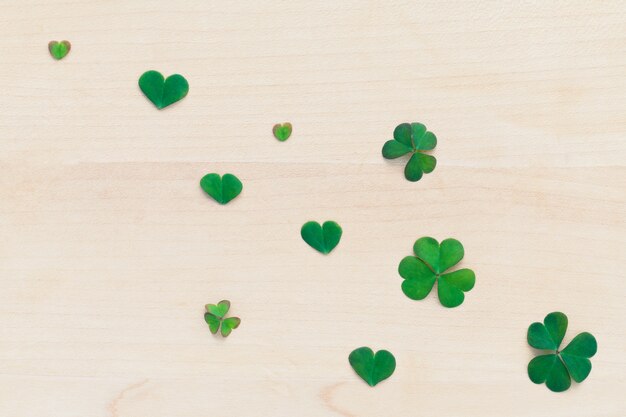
[1, 1, 624, 416]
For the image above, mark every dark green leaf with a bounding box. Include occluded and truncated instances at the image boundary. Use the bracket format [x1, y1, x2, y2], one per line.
[393, 123, 413, 148]
[139, 70, 189, 109]
[348, 347, 396, 387]
[528, 354, 557, 383]
[561, 332, 597, 358]
[527, 322, 557, 350]
[301, 221, 342, 254]
[418, 153, 437, 173]
[382, 140, 412, 159]
[411, 123, 437, 151]
[528, 354, 571, 392]
[544, 312, 568, 349]
[200, 173, 243, 205]
[561, 354, 592, 383]
[404, 153, 424, 182]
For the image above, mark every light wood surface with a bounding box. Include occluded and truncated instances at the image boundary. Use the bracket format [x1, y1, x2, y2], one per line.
[1, 1, 625, 416]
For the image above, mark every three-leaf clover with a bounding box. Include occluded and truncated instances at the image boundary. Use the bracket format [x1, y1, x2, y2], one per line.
[382, 122, 437, 182]
[527, 312, 597, 392]
[204, 300, 241, 337]
[398, 237, 475, 308]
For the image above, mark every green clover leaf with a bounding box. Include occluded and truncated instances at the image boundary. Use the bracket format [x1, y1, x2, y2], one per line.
[48, 40, 71, 60]
[200, 173, 243, 205]
[205, 300, 230, 319]
[382, 122, 437, 182]
[204, 300, 241, 338]
[527, 312, 597, 392]
[138, 70, 189, 109]
[273, 122, 292, 141]
[301, 220, 342, 254]
[349, 347, 396, 386]
[398, 237, 475, 308]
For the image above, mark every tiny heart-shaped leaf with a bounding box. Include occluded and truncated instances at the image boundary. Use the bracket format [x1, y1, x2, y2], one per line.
[204, 313, 221, 334]
[273, 123, 292, 141]
[48, 40, 71, 60]
[349, 347, 396, 386]
[205, 300, 230, 319]
[139, 70, 189, 109]
[220, 317, 241, 337]
[200, 173, 243, 205]
[301, 221, 342, 254]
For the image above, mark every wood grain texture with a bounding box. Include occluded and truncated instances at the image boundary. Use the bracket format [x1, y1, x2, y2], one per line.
[1, 1, 625, 416]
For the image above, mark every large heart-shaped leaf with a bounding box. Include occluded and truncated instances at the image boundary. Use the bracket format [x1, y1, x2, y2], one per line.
[349, 347, 396, 386]
[301, 221, 342, 254]
[528, 354, 571, 392]
[527, 312, 568, 351]
[560, 332, 597, 382]
[413, 237, 464, 274]
[200, 173, 243, 205]
[139, 70, 189, 109]
[399, 256, 436, 300]
[437, 269, 476, 308]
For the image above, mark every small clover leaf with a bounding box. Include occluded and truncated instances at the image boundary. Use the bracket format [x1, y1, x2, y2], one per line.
[382, 122, 437, 182]
[349, 347, 396, 386]
[301, 220, 342, 254]
[204, 300, 241, 338]
[398, 237, 475, 308]
[527, 312, 597, 392]
[200, 173, 243, 205]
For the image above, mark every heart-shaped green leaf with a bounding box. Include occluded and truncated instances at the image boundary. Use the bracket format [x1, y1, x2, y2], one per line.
[528, 354, 571, 392]
[349, 347, 396, 386]
[139, 70, 189, 109]
[382, 122, 437, 182]
[48, 40, 71, 60]
[220, 317, 241, 337]
[205, 300, 230, 318]
[200, 173, 243, 205]
[560, 332, 597, 383]
[399, 237, 475, 307]
[204, 313, 221, 334]
[527, 312, 597, 391]
[437, 269, 476, 308]
[301, 221, 342, 254]
[273, 123, 292, 141]
[399, 256, 437, 300]
[527, 312, 568, 350]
